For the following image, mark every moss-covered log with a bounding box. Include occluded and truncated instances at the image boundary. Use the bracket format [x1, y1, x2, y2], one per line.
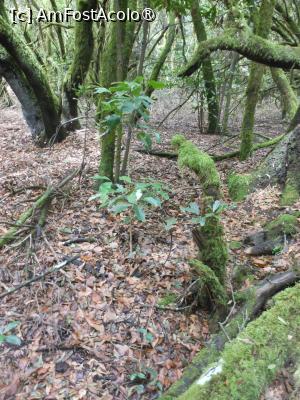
[0, 169, 79, 248]
[136, 132, 284, 163]
[171, 135, 221, 198]
[178, 29, 300, 78]
[244, 213, 299, 256]
[172, 135, 228, 286]
[160, 279, 300, 400]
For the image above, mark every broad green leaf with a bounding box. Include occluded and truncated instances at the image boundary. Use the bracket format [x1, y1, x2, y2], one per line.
[144, 197, 161, 207]
[164, 217, 177, 231]
[95, 87, 111, 95]
[181, 202, 200, 215]
[5, 335, 21, 346]
[111, 202, 131, 214]
[121, 100, 136, 113]
[2, 321, 19, 334]
[133, 205, 146, 222]
[130, 372, 147, 381]
[104, 114, 121, 130]
[212, 200, 221, 213]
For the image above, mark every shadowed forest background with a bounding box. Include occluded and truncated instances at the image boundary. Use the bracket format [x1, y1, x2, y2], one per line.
[0, 0, 300, 399]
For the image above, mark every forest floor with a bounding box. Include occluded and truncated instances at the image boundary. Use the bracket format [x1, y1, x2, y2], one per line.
[0, 91, 300, 400]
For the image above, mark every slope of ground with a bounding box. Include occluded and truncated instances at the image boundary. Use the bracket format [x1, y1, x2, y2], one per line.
[0, 94, 299, 400]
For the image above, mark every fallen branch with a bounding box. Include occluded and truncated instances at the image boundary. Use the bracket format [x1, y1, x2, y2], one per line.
[0, 255, 80, 300]
[63, 237, 97, 246]
[135, 134, 284, 163]
[0, 168, 80, 249]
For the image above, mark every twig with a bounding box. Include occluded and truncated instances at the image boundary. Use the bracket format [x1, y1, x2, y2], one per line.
[63, 237, 97, 246]
[0, 256, 80, 300]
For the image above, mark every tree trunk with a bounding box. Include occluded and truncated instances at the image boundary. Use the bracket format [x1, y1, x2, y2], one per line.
[146, 12, 176, 97]
[0, 48, 45, 139]
[191, 0, 220, 134]
[271, 67, 298, 121]
[62, 0, 97, 130]
[0, 11, 62, 145]
[239, 0, 276, 160]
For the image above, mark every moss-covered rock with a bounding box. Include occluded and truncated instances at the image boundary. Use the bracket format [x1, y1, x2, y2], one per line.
[228, 173, 252, 202]
[265, 213, 298, 238]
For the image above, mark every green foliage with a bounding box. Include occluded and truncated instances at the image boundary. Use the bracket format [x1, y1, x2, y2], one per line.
[228, 173, 252, 202]
[96, 77, 152, 132]
[0, 321, 21, 346]
[129, 365, 163, 397]
[181, 200, 227, 227]
[96, 77, 163, 151]
[90, 176, 170, 223]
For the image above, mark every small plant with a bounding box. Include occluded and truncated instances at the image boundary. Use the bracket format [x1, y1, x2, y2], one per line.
[181, 199, 227, 227]
[129, 366, 163, 397]
[0, 321, 21, 346]
[95, 77, 164, 178]
[90, 176, 170, 253]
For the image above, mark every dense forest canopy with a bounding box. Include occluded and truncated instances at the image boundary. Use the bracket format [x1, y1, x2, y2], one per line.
[0, 0, 300, 399]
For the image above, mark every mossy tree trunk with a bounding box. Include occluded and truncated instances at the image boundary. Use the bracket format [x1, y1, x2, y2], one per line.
[0, 4, 62, 145]
[178, 31, 300, 77]
[239, 0, 276, 160]
[191, 0, 220, 134]
[222, 52, 239, 133]
[0, 48, 44, 138]
[271, 67, 298, 121]
[146, 12, 176, 97]
[62, 0, 97, 130]
[98, 0, 137, 181]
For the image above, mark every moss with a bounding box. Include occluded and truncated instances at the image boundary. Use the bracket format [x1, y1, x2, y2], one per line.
[158, 293, 177, 307]
[228, 173, 252, 202]
[195, 215, 228, 285]
[172, 135, 221, 198]
[265, 214, 298, 238]
[176, 284, 300, 400]
[229, 241, 243, 250]
[190, 260, 227, 308]
[281, 181, 299, 206]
